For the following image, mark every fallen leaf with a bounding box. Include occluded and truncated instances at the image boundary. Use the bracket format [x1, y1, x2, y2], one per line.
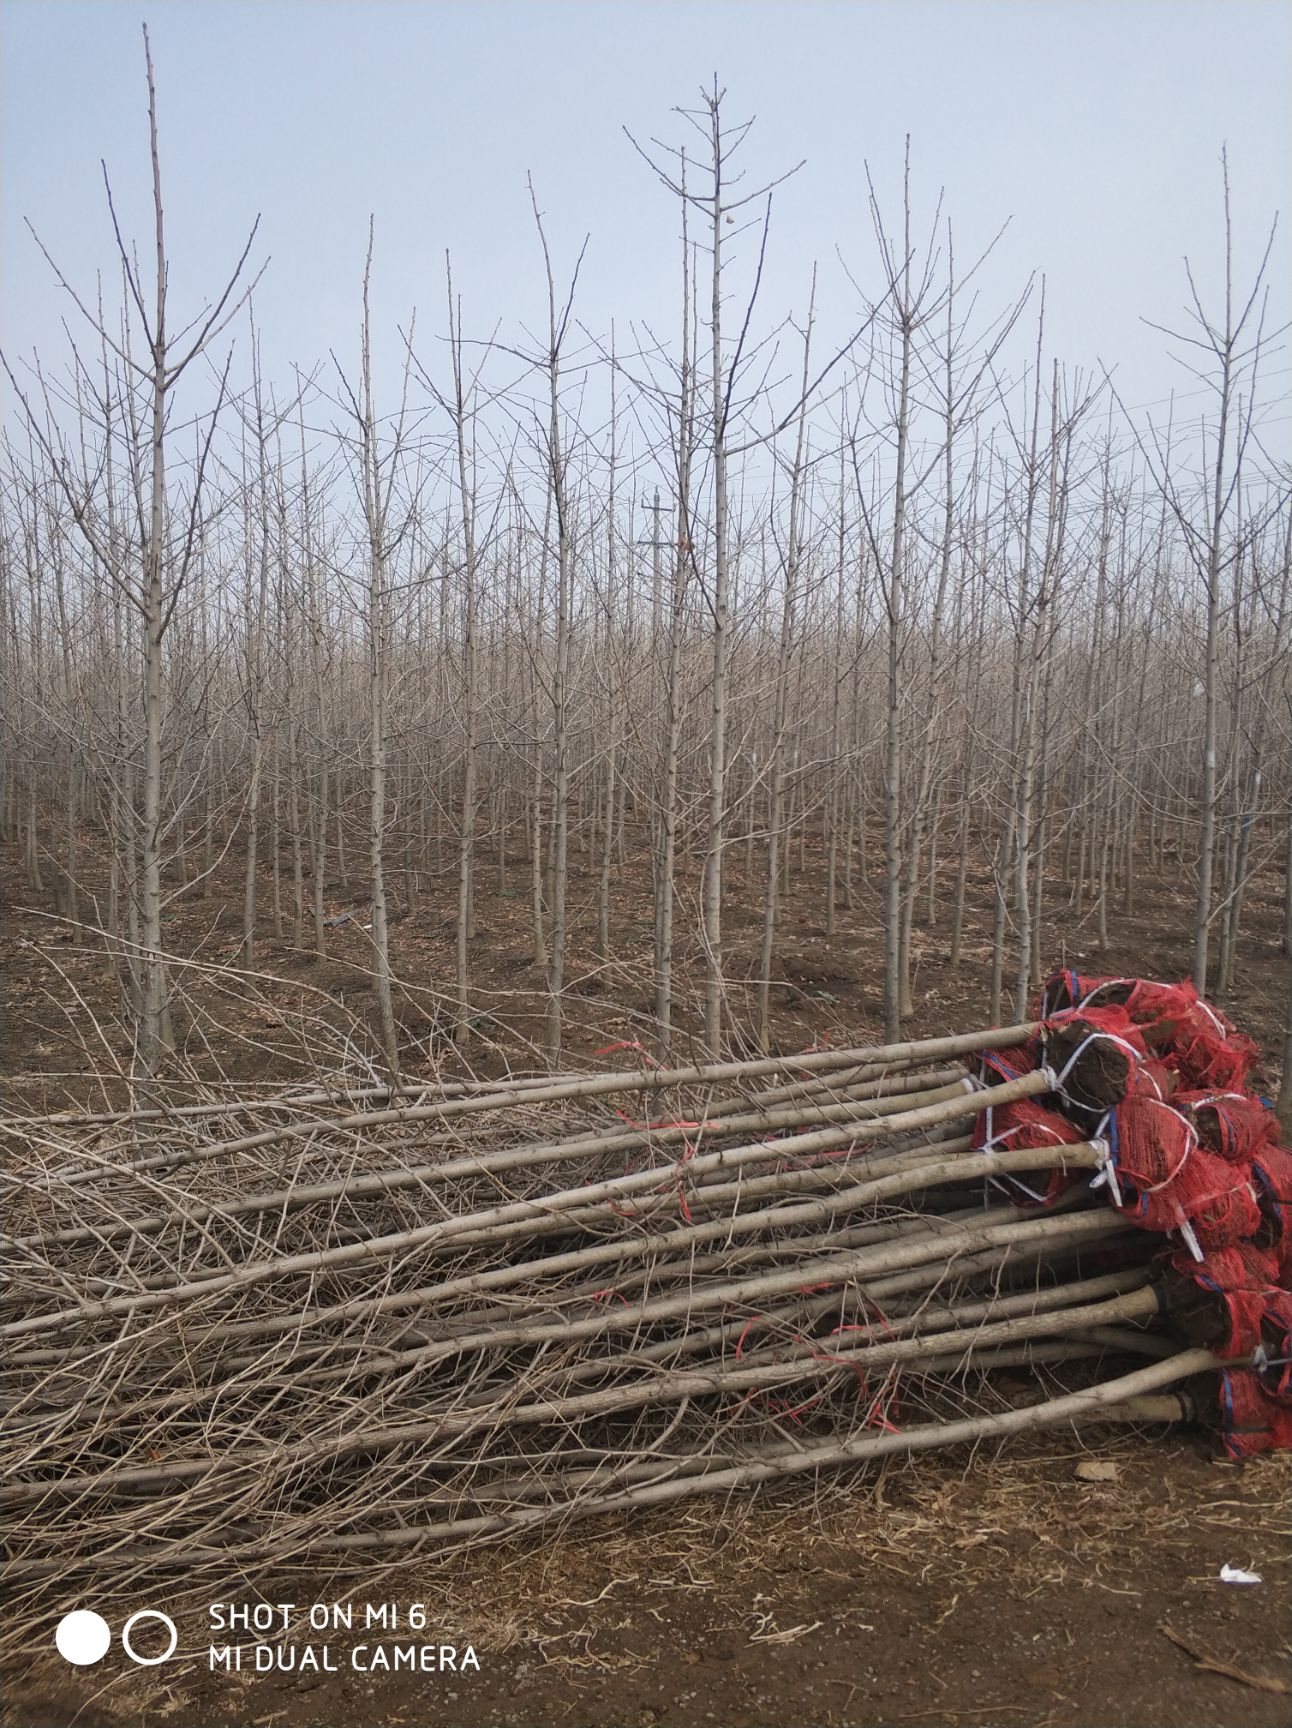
[1075, 1459, 1120, 1483]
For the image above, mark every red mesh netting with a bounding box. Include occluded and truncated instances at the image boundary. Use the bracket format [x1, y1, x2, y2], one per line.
[1187, 1171, 1265, 1253]
[1172, 999, 1259, 1091]
[1126, 1059, 1177, 1103]
[972, 1094, 1082, 1152]
[1111, 1097, 1260, 1248]
[1251, 1145, 1292, 1243]
[1216, 1370, 1292, 1459]
[972, 972, 1287, 1456]
[1167, 1240, 1281, 1358]
[971, 1094, 1085, 1208]
[1122, 979, 1202, 1051]
[1034, 970, 1131, 1020]
[1045, 1002, 1148, 1056]
[1260, 1291, 1292, 1400]
[1042, 1005, 1148, 1125]
[975, 1044, 1040, 1086]
[1176, 1090, 1278, 1165]
[1034, 972, 1197, 1052]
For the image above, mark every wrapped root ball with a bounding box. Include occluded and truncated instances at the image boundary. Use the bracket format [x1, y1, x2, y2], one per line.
[1174, 997, 1260, 1091]
[1043, 1005, 1147, 1131]
[1176, 1090, 1277, 1165]
[1163, 1240, 1280, 1357]
[971, 1094, 1085, 1209]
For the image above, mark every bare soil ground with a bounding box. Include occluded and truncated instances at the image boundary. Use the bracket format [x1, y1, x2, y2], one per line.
[5, 1441, 1289, 1728]
[3, 829, 1288, 1103]
[3, 832, 1290, 1728]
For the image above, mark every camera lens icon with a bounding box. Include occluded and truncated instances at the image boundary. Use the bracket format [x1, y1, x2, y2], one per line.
[55, 1611, 111, 1666]
[55, 1608, 178, 1667]
[121, 1610, 179, 1665]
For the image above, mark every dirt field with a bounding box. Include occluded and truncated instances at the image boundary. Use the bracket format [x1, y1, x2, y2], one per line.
[3, 825, 1288, 1104]
[3, 832, 1290, 1728]
[4, 1439, 1289, 1728]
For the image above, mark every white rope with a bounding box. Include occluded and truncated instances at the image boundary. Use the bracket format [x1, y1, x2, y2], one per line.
[1137, 1098, 1197, 1195]
[1052, 1031, 1140, 1098]
[1087, 1131, 1122, 1209]
[1176, 1219, 1205, 1262]
[1077, 978, 1132, 1012]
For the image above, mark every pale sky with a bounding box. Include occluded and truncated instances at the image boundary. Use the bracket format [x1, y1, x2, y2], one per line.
[2, 0, 1289, 451]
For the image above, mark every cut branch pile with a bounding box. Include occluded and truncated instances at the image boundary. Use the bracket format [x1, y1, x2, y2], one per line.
[2, 996, 1284, 1628]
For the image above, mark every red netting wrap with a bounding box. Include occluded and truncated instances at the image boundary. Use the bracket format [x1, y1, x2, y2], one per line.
[1045, 1004, 1148, 1056]
[1190, 1177, 1264, 1253]
[1126, 1059, 1177, 1103]
[971, 1095, 1085, 1208]
[1251, 1146, 1292, 1252]
[1259, 1290, 1292, 1400]
[1042, 1005, 1148, 1127]
[1216, 1370, 1292, 1459]
[975, 1045, 1040, 1086]
[1175, 1090, 1278, 1165]
[1172, 998, 1259, 1091]
[1110, 1098, 1260, 1248]
[1121, 979, 1202, 1051]
[1167, 1241, 1281, 1359]
[1034, 970, 1131, 1020]
[971, 1094, 1082, 1153]
[972, 971, 1287, 1454]
[1034, 972, 1197, 1052]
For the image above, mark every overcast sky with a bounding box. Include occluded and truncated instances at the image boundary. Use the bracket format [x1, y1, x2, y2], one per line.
[2, 0, 1289, 455]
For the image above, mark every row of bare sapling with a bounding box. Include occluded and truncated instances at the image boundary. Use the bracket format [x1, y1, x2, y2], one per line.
[1, 1021, 1229, 1634]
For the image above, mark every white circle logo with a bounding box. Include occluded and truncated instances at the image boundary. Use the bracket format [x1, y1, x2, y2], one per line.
[121, 1609, 178, 1666]
[55, 1610, 111, 1666]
